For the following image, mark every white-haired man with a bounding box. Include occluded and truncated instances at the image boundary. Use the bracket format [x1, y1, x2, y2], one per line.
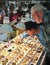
[31, 3, 50, 64]
[31, 3, 50, 44]
[31, 4, 49, 41]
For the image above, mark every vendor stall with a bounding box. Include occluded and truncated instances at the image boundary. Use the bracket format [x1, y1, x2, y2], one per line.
[0, 34, 46, 65]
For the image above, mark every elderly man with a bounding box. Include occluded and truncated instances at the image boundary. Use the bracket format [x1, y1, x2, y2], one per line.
[31, 4, 46, 43]
[31, 3, 50, 64]
[31, 3, 50, 42]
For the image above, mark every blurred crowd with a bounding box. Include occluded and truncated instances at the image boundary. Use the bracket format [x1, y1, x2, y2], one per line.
[0, 2, 50, 23]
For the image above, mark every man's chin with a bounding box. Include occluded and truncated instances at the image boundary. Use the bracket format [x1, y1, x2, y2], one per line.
[35, 21, 42, 24]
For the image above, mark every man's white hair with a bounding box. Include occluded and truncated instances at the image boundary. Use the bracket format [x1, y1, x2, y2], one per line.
[31, 3, 46, 15]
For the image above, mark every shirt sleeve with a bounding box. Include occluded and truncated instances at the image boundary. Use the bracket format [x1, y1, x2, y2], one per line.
[37, 26, 46, 46]
[20, 32, 29, 38]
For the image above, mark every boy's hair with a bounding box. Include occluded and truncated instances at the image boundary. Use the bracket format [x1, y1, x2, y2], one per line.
[25, 21, 39, 30]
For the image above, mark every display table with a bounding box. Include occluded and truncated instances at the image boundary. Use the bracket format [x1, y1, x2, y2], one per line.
[0, 35, 46, 65]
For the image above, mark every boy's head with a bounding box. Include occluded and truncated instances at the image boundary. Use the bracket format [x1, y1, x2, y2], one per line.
[25, 21, 39, 36]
